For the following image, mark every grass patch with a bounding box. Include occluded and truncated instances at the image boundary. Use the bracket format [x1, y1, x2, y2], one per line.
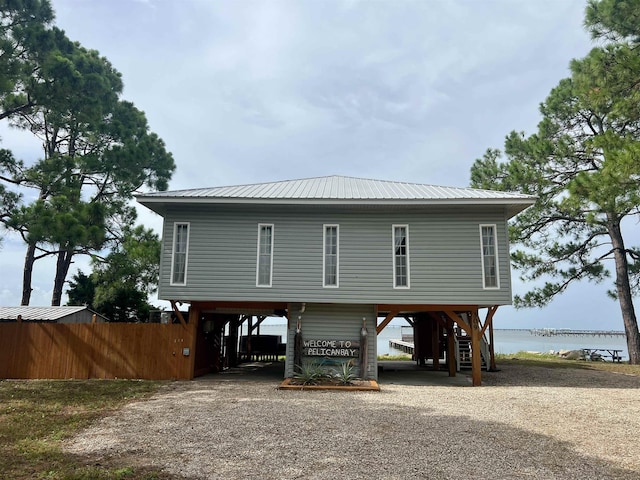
[0, 379, 173, 479]
[496, 351, 640, 376]
[378, 353, 413, 361]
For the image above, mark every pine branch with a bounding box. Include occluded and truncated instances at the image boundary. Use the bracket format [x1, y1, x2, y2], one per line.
[0, 100, 35, 121]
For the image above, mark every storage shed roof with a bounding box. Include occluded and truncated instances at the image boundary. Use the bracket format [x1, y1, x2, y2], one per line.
[137, 175, 535, 217]
[0, 306, 99, 322]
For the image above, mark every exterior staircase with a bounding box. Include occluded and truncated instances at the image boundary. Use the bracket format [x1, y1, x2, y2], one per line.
[456, 335, 490, 371]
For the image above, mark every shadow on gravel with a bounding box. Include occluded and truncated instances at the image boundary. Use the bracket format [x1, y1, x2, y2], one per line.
[198, 361, 473, 387]
[207, 361, 287, 382]
[483, 363, 640, 389]
[194, 360, 640, 389]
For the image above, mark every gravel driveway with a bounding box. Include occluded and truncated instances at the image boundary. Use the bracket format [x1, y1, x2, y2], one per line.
[66, 362, 640, 479]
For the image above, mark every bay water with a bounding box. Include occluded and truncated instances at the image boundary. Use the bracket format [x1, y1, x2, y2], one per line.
[254, 323, 630, 361]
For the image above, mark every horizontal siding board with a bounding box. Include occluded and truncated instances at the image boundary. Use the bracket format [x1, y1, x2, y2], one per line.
[285, 303, 377, 379]
[158, 205, 513, 305]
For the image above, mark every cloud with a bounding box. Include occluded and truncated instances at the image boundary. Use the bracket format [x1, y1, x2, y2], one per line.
[1, 0, 625, 331]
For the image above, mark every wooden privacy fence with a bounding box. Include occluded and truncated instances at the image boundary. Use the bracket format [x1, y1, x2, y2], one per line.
[0, 322, 197, 380]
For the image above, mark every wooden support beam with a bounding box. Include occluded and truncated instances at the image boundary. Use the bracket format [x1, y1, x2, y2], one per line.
[170, 301, 187, 328]
[402, 315, 414, 327]
[485, 306, 499, 371]
[249, 315, 268, 333]
[246, 316, 253, 361]
[431, 315, 440, 371]
[377, 304, 478, 313]
[413, 314, 422, 365]
[442, 309, 471, 335]
[186, 306, 200, 380]
[226, 316, 240, 367]
[470, 309, 482, 386]
[433, 314, 447, 330]
[376, 310, 400, 335]
[481, 305, 498, 337]
[188, 301, 287, 311]
[446, 317, 456, 377]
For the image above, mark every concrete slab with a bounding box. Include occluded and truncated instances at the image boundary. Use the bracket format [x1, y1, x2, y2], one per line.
[378, 361, 472, 387]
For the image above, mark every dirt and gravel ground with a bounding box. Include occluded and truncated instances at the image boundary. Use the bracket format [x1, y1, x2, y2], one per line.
[66, 362, 640, 479]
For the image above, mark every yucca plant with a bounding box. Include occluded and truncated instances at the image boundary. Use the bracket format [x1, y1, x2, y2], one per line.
[293, 361, 325, 385]
[332, 360, 356, 386]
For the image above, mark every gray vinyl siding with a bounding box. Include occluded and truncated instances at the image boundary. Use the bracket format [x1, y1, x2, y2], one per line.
[285, 303, 377, 379]
[158, 204, 513, 305]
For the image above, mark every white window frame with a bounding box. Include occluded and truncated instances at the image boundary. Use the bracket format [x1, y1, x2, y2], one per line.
[170, 222, 190, 286]
[323, 224, 339, 288]
[256, 223, 274, 287]
[480, 224, 500, 289]
[392, 224, 410, 289]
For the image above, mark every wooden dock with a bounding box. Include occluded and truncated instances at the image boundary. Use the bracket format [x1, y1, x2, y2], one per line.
[530, 328, 625, 337]
[389, 339, 414, 354]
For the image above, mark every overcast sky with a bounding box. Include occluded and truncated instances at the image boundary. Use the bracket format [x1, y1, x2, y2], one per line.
[0, 0, 629, 330]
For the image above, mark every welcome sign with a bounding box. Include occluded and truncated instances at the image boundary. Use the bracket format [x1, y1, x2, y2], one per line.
[303, 339, 360, 357]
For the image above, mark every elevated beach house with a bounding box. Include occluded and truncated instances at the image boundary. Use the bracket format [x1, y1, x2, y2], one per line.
[136, 175, 534, 385]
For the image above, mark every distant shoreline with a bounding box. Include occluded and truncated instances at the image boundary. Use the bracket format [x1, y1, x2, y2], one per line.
[259, 322, 626, 335]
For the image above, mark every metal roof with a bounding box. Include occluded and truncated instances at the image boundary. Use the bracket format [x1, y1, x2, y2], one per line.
[136, 175, 536, 217]
[0, 306, 93, 321]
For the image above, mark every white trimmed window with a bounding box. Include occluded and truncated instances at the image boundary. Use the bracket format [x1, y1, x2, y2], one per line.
[170, 222, 190, 285]
[256, 224, 274, 287]
[323, 224, 339, 287]
[480, 224, 500, 289]
[392, 225, 410, 288]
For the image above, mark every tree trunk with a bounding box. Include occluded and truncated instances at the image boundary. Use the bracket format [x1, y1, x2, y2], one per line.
[51, 246, 74, 306]
[21, 242, 36, 305]
[607, 214, 640, 364]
